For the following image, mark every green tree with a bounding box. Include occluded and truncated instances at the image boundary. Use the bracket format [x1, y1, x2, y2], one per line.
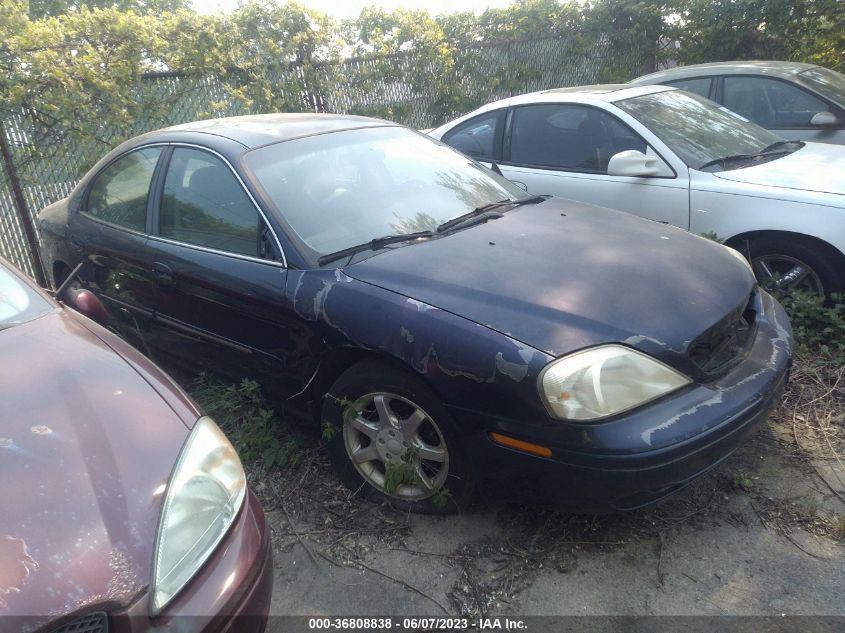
[583, 0, 669, 79]
[222, 0, 339, 112]
[28, 0, 189, 20]
[667, 0, 828, 65]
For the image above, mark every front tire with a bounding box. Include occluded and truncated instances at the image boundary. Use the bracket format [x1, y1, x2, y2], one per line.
[746, 236, 844, 297]
[322, 360, 473, 514]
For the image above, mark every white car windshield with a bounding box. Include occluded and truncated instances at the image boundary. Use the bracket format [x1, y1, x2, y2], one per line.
[616, 89, 787, 171]
[243, 126, 528, 259]
[0, 264, 52, 329]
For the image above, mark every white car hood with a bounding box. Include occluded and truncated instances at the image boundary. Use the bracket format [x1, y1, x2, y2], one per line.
[713, 142, 845, 197]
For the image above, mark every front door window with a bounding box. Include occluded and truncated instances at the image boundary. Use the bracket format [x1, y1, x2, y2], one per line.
[508, 104, 646, 173]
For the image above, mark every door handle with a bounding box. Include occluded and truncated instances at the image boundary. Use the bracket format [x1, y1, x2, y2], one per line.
[152, 262, 174, 283]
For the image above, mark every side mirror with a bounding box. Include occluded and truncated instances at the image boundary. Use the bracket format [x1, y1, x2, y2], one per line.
[607, 150, 661, 177]
[810, 111, 838, 126]
[65, 288, 109, 326]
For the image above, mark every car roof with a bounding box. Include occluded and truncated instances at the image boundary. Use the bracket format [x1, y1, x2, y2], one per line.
[631, 61, 820, 84]
[428, 84, 673, 137]
[163, 113, 394, 148]
[464, 83, 671, 112]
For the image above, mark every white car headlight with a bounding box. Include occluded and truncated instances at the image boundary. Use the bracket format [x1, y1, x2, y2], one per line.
[151, 416, 246, 615]
[539, 345, 691, 421]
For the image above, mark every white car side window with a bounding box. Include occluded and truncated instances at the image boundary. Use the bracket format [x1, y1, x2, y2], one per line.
[508, 104, 647, 174]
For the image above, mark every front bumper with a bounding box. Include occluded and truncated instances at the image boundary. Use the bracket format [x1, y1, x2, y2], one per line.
[112, 491, 273, 632]
[456, 291, 792, 512]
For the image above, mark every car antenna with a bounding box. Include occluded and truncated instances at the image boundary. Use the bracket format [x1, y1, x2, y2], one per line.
[490, 161, 504, 176]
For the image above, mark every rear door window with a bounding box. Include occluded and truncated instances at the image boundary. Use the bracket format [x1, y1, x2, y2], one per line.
[86, 147, 162, 231]
[442, 112, 501, 161]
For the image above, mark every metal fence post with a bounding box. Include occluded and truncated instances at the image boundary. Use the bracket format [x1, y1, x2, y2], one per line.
[0, 119, 47, 286]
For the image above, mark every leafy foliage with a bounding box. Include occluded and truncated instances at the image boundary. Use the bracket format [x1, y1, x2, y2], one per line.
[699, 231, 725, 244]
[778, 291, 845, 363]
[667, 0, 845, 69]
[27, 0, 189, 19]
[3, 0, 845, 158]
[192, 373, 304, 469]
[0, 0, 654, 179]
[383, 457, 422, 496]
[431, 487, 453, 509]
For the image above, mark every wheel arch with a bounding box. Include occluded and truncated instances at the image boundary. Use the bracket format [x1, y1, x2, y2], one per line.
[724, 229, 845, 264]
[307, 347, 441, 426]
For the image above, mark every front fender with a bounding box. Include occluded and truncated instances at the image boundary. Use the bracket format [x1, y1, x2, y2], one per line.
[286, 269, 554, 425]
[689, 173, 845, 257]
[36, 198, 73, 287]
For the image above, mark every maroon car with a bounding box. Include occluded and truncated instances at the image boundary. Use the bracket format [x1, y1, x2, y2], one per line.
[0, 257, 272, 632]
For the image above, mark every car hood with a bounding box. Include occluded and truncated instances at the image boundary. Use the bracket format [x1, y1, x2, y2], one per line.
[713, 142, 845, 197]
[343, 198, 756, 369]
[0, 310, 191, 623]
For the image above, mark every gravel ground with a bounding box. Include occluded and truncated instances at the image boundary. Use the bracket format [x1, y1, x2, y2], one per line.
[254, 405, 844, 622]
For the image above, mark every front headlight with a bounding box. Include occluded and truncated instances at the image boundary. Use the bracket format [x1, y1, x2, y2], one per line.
[539, 345, 691, 421]
[151, 416, 246, 615]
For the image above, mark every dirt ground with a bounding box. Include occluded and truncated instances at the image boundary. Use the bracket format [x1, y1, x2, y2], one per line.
[252, 394, 845, 622]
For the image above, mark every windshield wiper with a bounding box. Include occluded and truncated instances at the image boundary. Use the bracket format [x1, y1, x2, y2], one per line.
[699, 142, 803, 171]
[318, 195, 548, 265]
[759, 139, 804, 153]
[437, 195, 546, 233]
[317, 230, 434, 266]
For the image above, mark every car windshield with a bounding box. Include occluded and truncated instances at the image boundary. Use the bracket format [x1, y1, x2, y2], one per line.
[798, 66, 845, 106]
[0, 264, 52, 329]
[616, 89, 785, 170]
[243, 126, 529, 259]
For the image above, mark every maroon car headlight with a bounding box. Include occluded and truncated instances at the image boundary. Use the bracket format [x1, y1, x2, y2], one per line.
[150, 416, 246, 615]
[538, 345, 691, 421]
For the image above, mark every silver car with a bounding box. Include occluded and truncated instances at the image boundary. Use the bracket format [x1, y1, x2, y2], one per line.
[630, 61, 845, 145]
[430, 84, 845, 296]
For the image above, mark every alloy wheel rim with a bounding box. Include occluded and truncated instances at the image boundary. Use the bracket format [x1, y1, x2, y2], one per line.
[342, 392, 449, 501]
[751, 254, 824, 296]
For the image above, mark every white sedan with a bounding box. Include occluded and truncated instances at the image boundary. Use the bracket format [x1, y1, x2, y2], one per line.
[430, 84, 845, 296]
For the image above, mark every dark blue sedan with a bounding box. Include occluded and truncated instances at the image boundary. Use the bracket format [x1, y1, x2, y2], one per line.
[38, 114, 792, 513]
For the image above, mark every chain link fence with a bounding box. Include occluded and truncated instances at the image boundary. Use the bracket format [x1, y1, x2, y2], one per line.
[0, 34, 652, 280]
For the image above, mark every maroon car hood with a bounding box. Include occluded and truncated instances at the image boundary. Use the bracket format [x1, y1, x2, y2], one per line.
[0, 310, 191, 622]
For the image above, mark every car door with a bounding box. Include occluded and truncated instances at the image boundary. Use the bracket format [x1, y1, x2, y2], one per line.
[499, 103, 690, 228]
[69, 146, 164, 352]
[146, 145, 299, 398]
[721, 75, 845, 144]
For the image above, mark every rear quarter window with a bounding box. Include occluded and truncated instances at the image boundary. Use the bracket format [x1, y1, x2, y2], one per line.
[665, 77, 713, 99]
